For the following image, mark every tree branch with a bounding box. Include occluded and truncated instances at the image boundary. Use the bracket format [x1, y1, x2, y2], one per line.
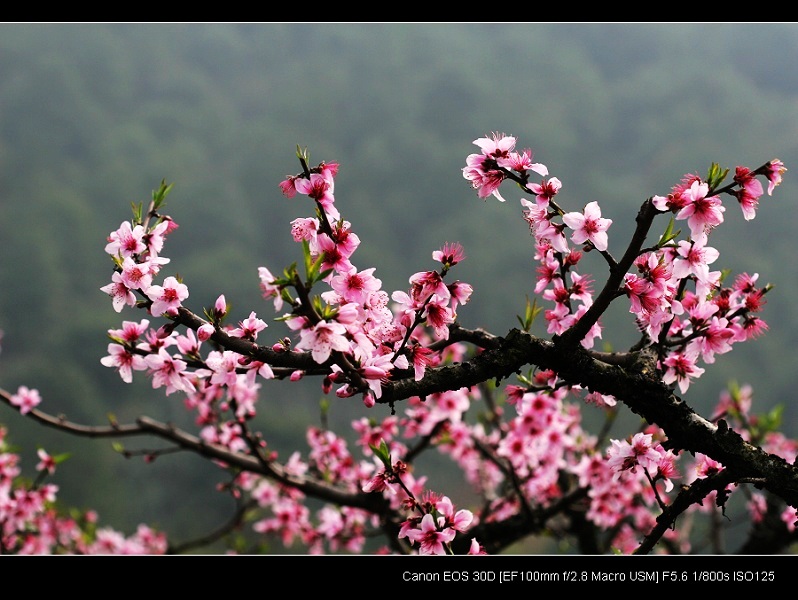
[0, 388, 389, 514]
[380, 328, 798, 510]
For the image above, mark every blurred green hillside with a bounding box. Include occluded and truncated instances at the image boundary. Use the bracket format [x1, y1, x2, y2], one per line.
[1, 23, 797, 552]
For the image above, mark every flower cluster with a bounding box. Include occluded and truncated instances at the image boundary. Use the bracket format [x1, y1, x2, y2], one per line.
[0, 425, 166, 554]
[3, 137, 789, 555]
[467, 134, 780, 393]
[91, 153, 484, 553]
[274, 162, 473, 407]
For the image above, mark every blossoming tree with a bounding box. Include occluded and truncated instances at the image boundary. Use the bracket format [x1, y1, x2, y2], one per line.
[0, 134, 794, 555]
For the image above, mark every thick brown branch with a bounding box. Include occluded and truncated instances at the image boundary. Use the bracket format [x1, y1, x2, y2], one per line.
[634, 469, 738, 555]
[380, 328, 798, 509]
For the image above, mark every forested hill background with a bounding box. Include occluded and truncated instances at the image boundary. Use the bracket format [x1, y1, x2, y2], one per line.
[1, 23, 797, 552]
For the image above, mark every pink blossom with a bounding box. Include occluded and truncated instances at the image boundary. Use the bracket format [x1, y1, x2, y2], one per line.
[661, 349, 705, 394]
[652, 192, 689, 213]
[675, 180, 725, 238]
[436, 496, 474, 532]
[362, 469, 390, 493]
[526, 176, 562, 207]
[229, 311, 268, 341]
[278, 174, 300, 198]
[572, 303, 602, 349]
[471, 132, 517, 163]
[107, 319, 150, 344]
[732, 187, 760, 221]
[521, 198, 570, 254]
[562, 201, 612, 252]
[764, 159, 786, 195]
[403, 344, 435, 381]
[655, 450, 679, 493]
[36, 449, 56, 475]
[119, 257, 156, 292]
[146, 276, 189, 316]
[432, 242, 465, 269]
[534, 251, 560, 294]
[468, 538, 487, 555]
[585, 391, 617, 408]
[205, 350, 241, 388]
[506, 147, 548, 176]
[144, 219, 175, 257]
[736, 315, 769, 341]
[295, 172, 339, 220]
[258, 266, 284, 312]
[693, 453, 724, 479]
[408, 270, 449, 304]
[544, 301, 575, 335]
[316, 232, 354, 275]
[202, 421, 247, 453]
[729, 165, 764, 220]
[290, 217, 319, 244]
[462, 133, 517, 202]
[781, 506, 798, 532]
[403, 513, 456, 555]
[330, 267, 381, 305]
[542, 278, 571, 305]
[671, 238, 719, 285]
[568, 272, 594, 304]
[446, 281, 472, 312]
[424, 295, 455, 340]
[101, 343, 149, 383]
[105, 221, 146, 258]
[9, 386, 41, 415]
[634, 251, 672, 293]
[144, 348, 193, 395]
[623, 273, 661, 316]
[358, 352, 394, 399]
[296, 320, 350, 364]
[100, 272, 137, 313]
[328, 220, 361, 260]
[606, 432, 663, 478]
[687, 315, 735, 364]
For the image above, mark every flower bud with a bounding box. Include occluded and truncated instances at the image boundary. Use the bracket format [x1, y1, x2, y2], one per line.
[197, 323, 214, 341]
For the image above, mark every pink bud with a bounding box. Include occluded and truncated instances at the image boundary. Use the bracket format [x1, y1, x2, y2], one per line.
[162, 217, 179, 235]
[197, 323, 214, 341]
[362, 366, 387, 379]
[156, 323, 175, 339]
[214, 294, 227, 319]
[290, 370, 304, 381]
[336, 385, 355, 398]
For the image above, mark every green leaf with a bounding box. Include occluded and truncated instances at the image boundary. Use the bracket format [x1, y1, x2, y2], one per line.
[152, 179, 174, 210]
[705, 162, 729, 191]
[516, 296, 542, 332]
[52, 452, 71, 465]
[130, 201, 144, 224]
[759, 404, 784, 434]
[656, 216, 680, 247]
[515, 371, 533, 386]
[314, 268, 334, 285]
[369, 439, 392, 469]
[301, 240, 314, 277]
